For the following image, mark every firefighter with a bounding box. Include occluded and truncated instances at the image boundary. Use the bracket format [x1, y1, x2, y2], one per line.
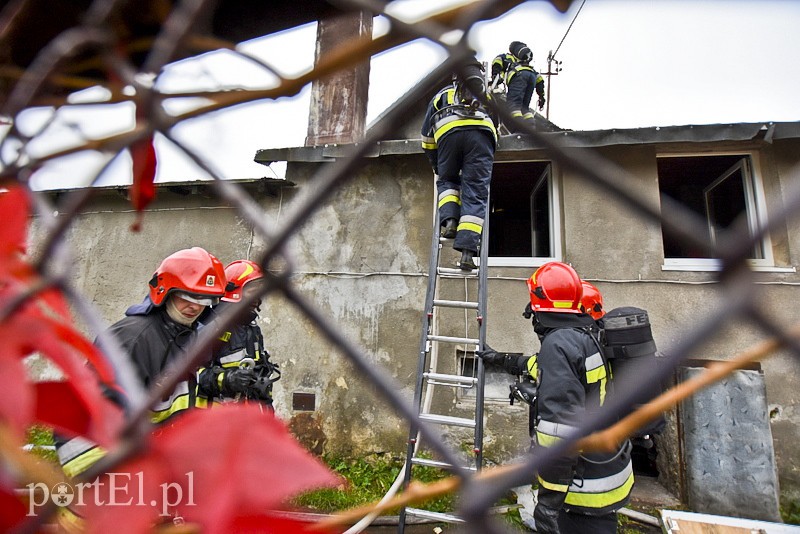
[197, 259, 280, 409]
[54, 246, 227, 530]
[490, 40, 525, 88]
[478, 262, 634, 533]
[421, 56, 498, 270]
[579, 280, 605, 321]
[503, 41, 546, 131]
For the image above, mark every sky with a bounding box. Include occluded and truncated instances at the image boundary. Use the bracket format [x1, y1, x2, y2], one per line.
[8, 0, 800, 190]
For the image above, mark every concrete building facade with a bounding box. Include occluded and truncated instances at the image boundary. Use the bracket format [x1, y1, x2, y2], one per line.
[31, 121, 800, 516]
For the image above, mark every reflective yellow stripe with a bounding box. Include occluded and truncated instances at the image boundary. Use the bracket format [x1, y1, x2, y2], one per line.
[511, 110, 523, 117]
[434, 118, 497, 143]
[150, 393, 191, 424]
[586, 366, 606, 383]
[196, 396, 209, 408]
[537, 474, 569, 493]
[438, 195, 461, 208]
[553, 301, 575, 309]
[422, 140, 436, 150]
[457, 222, 482, 234]
[564, 471, 634, 509]
[536, 431, 561, 447]
[62, 447, 106, 478]
[526, 354, 538, 379]
[584, 352, 608, 404]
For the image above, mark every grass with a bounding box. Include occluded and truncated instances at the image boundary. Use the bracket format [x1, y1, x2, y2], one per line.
[293, 452, 455, 514]
[293, 452, 524, 529]
[782, 501, 800, 525]
[25, 425, 58, 464]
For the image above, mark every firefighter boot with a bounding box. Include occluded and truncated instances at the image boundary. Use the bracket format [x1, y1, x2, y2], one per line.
[440, 218, 457, 239]
[459, 250, 477, 271]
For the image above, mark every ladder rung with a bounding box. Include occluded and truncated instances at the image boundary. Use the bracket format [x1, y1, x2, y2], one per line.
[419, 413, 476, 428]
[424, 372, 477, 387]
[411, 457, 477, 471]
[428, 334, 479, 345]
[404, 508, 465, 524]
[433, 299, 479, 310]
[437, 266, 478, 277]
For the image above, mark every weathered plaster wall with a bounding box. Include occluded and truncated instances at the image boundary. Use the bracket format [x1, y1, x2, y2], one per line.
[29, 137, 800, 506]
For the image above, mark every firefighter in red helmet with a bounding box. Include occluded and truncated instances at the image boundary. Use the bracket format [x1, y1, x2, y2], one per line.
[479, 262, 633, 533]
[197, 259, 280, 410]
[54, 247, 226, 530]
[579, 280, 605, 321]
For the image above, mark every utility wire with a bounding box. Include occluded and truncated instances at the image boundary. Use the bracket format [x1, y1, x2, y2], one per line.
[552, 0, 587, 60]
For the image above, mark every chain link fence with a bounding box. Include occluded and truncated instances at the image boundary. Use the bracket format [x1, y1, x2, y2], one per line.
[2, 1, 798, 532]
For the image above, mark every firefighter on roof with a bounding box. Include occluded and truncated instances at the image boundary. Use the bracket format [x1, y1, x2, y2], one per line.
[492, 41, 546, 132]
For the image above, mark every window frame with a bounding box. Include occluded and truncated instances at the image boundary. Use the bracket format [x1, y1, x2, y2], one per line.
[487, 161, 562, 268]
[658, 151, 790, 272]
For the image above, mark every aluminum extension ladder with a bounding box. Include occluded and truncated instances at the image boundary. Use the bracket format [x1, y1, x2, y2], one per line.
[397, 191, 490, 531]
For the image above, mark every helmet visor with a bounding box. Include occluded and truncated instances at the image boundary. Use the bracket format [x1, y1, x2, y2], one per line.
[174, 291, 219, 306]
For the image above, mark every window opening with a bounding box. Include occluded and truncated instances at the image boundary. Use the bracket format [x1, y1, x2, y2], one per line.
[657, 154, 770, 263]
[457, 349, 508, 401]
[488, 161, 559, 266]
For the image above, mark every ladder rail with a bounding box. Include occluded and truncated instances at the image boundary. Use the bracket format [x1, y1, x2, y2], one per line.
[473, 208, 490, 470]
[399, 184, 491, 532]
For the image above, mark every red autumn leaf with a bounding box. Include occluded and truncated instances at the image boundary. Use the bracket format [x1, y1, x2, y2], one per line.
[129, 134, 157, 232]
[0, 315, 123, 445]
[83, 405, 343, 534]
[0, 483, 28, 532]
[0, 184, 29, 256]
[33, 381, 122, 446]
[80, 454, 171, 534]
[48, 319, 117, 386]
[0, 349, 32, 438]
[226, 512, 343, 533]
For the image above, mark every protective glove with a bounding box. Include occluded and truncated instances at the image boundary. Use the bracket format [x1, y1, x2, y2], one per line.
[478, 344, 528, 375]
[222, 368, 256, 396]
[537, 95, 546, 110]
[476, 344, 506, 366]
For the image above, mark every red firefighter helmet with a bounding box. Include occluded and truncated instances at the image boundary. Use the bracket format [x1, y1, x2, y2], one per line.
[148, 247, 226, 306]
[579, 281, 605, 320]
[222, 260, 264, 302]
[526, 262, 583, 313]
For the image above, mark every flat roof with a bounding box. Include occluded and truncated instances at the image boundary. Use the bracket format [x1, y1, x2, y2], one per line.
[254, 122, 800, 164]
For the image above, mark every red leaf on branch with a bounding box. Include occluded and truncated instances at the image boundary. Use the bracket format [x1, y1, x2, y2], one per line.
[34, 381, 122, 446]
[0, 350, 32, 439]
[0, 184, 29, 256]
[0, 316, 123, 445]
[129, 134, 157, 232]
[82, 405, 343, 534]
[228, 513, 342, 533]
[0, 483, 28, 532]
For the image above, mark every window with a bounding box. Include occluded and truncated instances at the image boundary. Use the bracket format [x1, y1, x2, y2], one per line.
[457, 350, 514, 402]
[657, 153, 774, 270]
[488, 161, 561, 267]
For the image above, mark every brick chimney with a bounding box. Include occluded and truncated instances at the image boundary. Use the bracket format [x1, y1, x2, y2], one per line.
[305, 10, 372, 146]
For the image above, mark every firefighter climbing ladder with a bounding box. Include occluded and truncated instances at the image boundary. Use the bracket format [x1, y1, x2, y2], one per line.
[397, 195, 490, 531]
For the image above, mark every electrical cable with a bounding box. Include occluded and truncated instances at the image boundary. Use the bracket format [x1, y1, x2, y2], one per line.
[552, 0, 587, 61]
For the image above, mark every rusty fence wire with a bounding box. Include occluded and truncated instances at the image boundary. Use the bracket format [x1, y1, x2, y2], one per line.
[2, 0, 799, 532]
